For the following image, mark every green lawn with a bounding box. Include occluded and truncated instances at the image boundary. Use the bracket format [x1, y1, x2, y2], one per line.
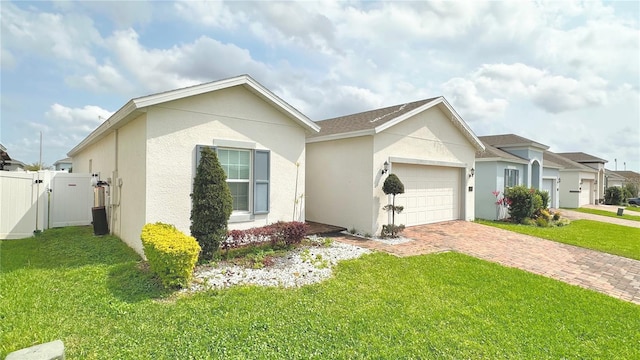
[568, 207, 640, 222]
[625, 206, 640, 213]
[477, 219, 640, 260]
[1, 227, 639, 359]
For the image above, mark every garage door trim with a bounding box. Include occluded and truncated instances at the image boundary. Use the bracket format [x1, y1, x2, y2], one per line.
[388, 156, 467, 169]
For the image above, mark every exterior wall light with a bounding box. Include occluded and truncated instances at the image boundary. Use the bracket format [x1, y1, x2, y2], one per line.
[381, 161, 389, 175]
[468, 167, 475, 178]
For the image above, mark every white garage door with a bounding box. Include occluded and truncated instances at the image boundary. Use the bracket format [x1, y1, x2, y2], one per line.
[392, 164, 461, 226]
[580, 180, 591, 206]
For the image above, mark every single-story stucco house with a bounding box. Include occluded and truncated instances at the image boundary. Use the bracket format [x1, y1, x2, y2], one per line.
[556, 152, 607, 203]
[53, 157, 73, 172]
[542, 151, 597, 208]
[474, 134, 563, 220]
[606, 170, 640, 190]
[68, 75, 320, 255]
[306, 97, 484, 235]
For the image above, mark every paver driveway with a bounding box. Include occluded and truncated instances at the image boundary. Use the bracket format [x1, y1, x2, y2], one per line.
[334, 221, 640, 305]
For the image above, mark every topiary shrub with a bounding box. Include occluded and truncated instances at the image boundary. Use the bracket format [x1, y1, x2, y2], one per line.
[141, 222, 201, 289]
[191, 146, 233, 261]
[604, 186, 624, 205]
[382, 173, 405, 238]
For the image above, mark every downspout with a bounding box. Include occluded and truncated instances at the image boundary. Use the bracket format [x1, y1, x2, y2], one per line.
[109, 129, 118, 235]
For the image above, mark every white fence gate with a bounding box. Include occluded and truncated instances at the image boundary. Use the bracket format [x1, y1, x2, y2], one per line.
[0, 171, 93, 239]
[50, 173, 93, 228]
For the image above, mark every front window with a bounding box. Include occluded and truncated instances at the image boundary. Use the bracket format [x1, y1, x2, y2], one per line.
[505, 169, 519, 190]
[218, 149, 251, 211]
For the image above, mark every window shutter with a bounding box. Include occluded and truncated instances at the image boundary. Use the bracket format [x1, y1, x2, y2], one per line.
[254, 150, 270, 214]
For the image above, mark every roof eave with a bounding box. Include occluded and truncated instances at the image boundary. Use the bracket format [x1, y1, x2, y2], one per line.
[374, 97, 485, 152]
[69, 75, 320, 157]
[306, 129, 375, 143]
[68, 100, 139, 157]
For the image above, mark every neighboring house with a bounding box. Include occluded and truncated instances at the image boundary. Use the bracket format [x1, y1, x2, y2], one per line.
[556, 152, 607, 203]
[306, 97, 484, 235]
[606, 170, 640, 198]
[474, 134, 561, 220]
[543, 151, 597, 208]
[0, 144, 25, 171]
[68, 75, 320, 255]
[604, 170, 627, 188]
[53, 157, 73, 172]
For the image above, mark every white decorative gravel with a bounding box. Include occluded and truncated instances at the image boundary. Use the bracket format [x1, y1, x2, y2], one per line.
[340, 231, 413, 245]
[186, 240, 371, 291]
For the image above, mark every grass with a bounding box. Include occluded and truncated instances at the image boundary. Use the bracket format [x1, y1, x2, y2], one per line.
[477, 219, 640, 260]
[625, 206, 640, 213]
[1, 226, 639, 359]
[568, 207, 640, 222]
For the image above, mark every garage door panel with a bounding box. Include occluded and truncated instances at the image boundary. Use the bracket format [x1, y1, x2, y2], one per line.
[392, 164, 461, 226]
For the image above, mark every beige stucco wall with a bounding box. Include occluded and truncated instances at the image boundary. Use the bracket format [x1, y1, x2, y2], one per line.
[71, 132, 116, 175]
[115, 115, 147, 255]
[307, 106, 477, 235]
[70, 116, 148, 255]
[145, 85, 308, 238]
[306, 136, 374, 233]
[372, 106, 476, 233]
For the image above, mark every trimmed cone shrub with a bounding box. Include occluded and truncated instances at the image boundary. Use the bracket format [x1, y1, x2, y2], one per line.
[141, 222, 201, 289]
[191, 146, 233, 261]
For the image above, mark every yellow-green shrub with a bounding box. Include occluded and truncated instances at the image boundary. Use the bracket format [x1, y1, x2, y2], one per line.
[141, 222, 201, 289]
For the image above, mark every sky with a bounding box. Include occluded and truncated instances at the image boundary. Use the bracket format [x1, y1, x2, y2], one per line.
[1, 0, 639, 171]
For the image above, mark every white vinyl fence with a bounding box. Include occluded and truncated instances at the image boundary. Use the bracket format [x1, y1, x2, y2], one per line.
[0, 171, 93, 239]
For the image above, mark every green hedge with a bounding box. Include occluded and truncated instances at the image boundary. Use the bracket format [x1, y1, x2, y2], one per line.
[141, 222, 201, 289]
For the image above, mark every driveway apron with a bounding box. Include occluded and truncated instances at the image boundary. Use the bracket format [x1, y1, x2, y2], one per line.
[334, 221, 640, 305]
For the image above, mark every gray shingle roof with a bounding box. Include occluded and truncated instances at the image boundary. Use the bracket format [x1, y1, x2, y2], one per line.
[479, 134, 549, 150]
[476, 142, 528, 163]
[556, 152, 607, 164]
[544, 151, 595, 172]
[608, 170, 640, 181]
[310, 98, 439, 137]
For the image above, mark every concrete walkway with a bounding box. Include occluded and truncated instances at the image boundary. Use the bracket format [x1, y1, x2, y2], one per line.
[560, 205, 640, 228]
[333, 221, 640, 305]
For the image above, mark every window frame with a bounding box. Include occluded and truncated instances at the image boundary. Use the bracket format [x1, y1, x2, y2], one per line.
[218, 148, 252, 213]
[504, 168, 519, 190]
[195, 144, 270, 220]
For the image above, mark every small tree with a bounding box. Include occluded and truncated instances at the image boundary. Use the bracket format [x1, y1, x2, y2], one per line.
[190, 147, 233, 261]
[382, 173, 405, 237]
[605, 186, 624, 205]
[623, 183, 638, 200]
[24, 162, 51, 171]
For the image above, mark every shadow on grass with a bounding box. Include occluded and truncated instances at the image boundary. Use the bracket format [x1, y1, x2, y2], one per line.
[106, 262, 172, 302]
[0, 226, 140, 272]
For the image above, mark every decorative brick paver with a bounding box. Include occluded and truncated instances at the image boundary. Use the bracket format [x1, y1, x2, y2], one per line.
[333, 221, 640, 305]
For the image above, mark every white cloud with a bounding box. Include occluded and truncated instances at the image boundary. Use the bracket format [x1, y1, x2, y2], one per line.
[0, 2, 102, 66]
[46, 103, 112, 132]
[173, 0, 240, 29]
[442, 77, 509, 121]
[444, 63, 610, 117]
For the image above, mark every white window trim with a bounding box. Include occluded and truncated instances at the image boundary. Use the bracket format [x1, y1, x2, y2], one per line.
[219, 147, 253, 221]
